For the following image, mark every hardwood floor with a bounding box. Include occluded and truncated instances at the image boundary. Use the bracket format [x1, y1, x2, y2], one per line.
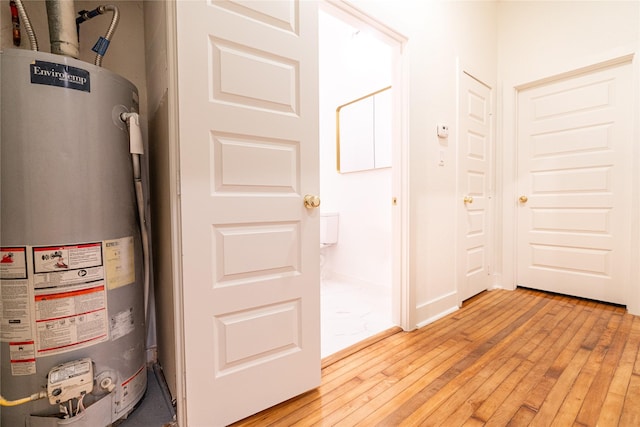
[232, 288, 640, 426]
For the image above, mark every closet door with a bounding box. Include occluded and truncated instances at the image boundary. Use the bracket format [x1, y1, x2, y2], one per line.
[516, 61, 633, 305]
[457, 70, 494, 302]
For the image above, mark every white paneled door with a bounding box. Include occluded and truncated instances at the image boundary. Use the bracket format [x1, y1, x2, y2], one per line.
[516, 60, 633, 305]
[175, 1, 320, 425]
[458, 71, 493, 302]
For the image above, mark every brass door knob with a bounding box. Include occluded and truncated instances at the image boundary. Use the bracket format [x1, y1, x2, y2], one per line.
[304, 194, 321, 209]
[519, 195, 528, 203]
[463, 196, 474, 204]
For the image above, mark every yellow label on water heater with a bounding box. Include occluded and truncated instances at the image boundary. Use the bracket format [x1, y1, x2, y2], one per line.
[104, 237, 135, 290]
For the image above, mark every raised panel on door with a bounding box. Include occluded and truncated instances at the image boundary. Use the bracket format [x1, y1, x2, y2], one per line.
[457, 71, 493, 302]
[176, 1, 320, 425]
[516, 61, 633, 305]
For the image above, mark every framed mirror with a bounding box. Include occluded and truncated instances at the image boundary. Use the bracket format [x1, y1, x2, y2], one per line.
[336, 86, 392, 173]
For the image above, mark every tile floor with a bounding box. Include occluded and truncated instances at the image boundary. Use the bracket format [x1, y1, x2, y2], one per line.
[321, 277, 394, 358]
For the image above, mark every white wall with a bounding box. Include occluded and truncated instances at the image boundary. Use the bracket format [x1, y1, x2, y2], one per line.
[319, 8, 392, 288]
[498, 1, 639, 83]
[346, 0, 498, 325]
[496, 1, 640, 313]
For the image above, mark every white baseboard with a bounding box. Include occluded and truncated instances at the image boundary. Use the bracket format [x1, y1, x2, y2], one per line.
[415, 291, 459, 329]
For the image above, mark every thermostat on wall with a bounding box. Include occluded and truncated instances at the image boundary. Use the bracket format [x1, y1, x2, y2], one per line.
[437, 123, 449, 138]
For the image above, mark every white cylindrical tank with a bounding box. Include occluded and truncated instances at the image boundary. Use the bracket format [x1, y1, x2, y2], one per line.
[0, 49, 146, 426]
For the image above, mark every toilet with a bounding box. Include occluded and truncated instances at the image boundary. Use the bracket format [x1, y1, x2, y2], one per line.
[320, 212, 339, 278]
[320, 212, 339, 247]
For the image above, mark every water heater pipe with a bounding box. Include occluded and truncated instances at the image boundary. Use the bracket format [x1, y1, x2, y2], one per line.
[46, 0, 79, 58]
[94, 5, 119, 67]
[121, 113, 150, 328]
[134, 158, 150, 327]
[12, 0, 37, 50]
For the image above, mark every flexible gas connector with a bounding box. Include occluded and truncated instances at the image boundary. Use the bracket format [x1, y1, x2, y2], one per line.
[76, 5, 120, 67]
[13, 0, 37, 51]
[0, 391, 47, 407]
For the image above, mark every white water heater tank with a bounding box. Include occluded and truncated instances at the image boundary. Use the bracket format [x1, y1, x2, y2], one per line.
[0, 49, 146, 427]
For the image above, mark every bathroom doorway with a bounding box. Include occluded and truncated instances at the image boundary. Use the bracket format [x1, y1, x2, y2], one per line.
[318, 4, 403, 357]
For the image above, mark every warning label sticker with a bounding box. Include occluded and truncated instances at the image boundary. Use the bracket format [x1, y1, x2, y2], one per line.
[35, 282, 108, 357]
[2, 237, 135, 367]
[110, 308, 135, 341]
[33, 266, 104, 290]
[10, 340, 36, 376]
[1, 279, 34, 342]
[119, 364, 147, 410]
[1, 247, 34, 344]
[1, 247, 28, 279]
[33, 243, 103, 274]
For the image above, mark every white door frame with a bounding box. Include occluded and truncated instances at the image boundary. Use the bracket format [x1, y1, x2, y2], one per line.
[165, 1, 187, 425]
[500, 51, 640, 315]
[322, 0, 413, 330]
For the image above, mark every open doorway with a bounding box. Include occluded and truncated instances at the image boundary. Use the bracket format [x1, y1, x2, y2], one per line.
[318, 4, 403, 357]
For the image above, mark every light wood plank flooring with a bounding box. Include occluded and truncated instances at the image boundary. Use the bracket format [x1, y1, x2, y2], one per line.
[232, 288, 640, 426]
